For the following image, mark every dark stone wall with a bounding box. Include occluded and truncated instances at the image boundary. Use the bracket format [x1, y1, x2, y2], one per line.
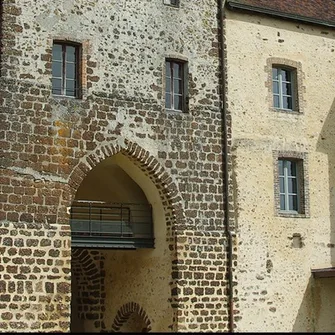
[0, 0, 235, 331]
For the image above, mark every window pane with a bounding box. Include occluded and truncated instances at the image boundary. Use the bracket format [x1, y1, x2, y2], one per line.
[273, 95, 280, 108]
[174, 95, 182, 111]
[279, 177, 285, 193]
[66, 80, 75, 96]
[52, 61, 62, 78]
[283, 96, 293, 110]
[272, 68, 278, 80]
[66, 63, 75, 80]
[281, 69, 291, 82]
[280, 194, 286, 210]
[282, 82, 292, 96]
[165, 93, 171, 109]
[278, 160, 284, 175]
[273, 81, 279, 94]
[165, 76, 171, 93]
[66, 46, 76, 62]
[287, 161, 296, 176]
[288, 178, 297, 193]
[173, 63, 182, 79]
[52, 44, 62, 61]
[52, 78, 62, 95]
[289, 195, 298, 211]
[174, 79, 182, 94]
[166, 62, 171, 78]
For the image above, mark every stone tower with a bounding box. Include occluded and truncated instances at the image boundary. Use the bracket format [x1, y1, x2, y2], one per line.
[0, 0, 234, 332]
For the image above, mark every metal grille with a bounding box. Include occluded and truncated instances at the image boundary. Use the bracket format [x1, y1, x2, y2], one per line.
[70, 201, 154, 249]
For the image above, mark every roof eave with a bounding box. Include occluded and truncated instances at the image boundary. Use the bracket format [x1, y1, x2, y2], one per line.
[227, 1, 335, 28]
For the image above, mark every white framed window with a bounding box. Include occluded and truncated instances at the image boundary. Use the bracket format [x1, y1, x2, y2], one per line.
[272, 67, 295, 110]
[278, 159, 300, 212]
[52, 42, 80, 98]
[273, 151, 309, 218]
[165, 59, 187, 112]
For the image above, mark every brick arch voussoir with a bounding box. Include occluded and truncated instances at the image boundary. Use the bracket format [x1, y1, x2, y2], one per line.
[111, 302, 152, 333]
[72, 248, 102, 282]
[67, 140, 184, 223]
[71, 249, 105, 321]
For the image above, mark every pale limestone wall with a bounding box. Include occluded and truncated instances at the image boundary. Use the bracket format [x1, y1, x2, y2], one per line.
[225, 10, 335, 332]
[102, 154, 173, 332]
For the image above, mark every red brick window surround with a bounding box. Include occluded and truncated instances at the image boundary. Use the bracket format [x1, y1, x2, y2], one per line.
[49, 37, 90, 99]
[165, 58, 188, 113]
[273, 150, 310, 218]
[52, 42, 80, 98]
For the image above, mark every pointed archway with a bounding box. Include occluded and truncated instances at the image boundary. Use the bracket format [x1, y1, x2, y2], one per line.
[64, 140, 185, 332]
[111, 302, 152, 332]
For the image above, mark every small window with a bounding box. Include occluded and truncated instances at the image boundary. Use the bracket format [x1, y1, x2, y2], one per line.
[272, 67, 296, 110]
[274, 151, 309, 218]
[165, 59, 187, 112]
[278, 159, 300, 212]
[163, 0, 179, 7]
[52, 42, 80, 98]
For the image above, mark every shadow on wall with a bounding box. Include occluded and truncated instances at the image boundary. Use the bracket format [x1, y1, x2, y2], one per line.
[292, 277, 314, 332]
[292, 276, 335, 332]
[316, 97, 335, 265]
[313, 97, 335, 332]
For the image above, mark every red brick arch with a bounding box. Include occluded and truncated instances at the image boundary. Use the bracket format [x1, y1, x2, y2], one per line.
[67, 139, 184, 232]
[110, 302, 152, 333]
[65, 139, 185, 332]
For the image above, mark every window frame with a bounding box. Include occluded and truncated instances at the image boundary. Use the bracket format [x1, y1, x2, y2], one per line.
[273, 151, 310, 218]
[52, 41, 81, 98]
[272, 67, 295, 111]
[165, 58, 188, 113]
[278, 159, 300, 213]
[266, 58, 304, 115]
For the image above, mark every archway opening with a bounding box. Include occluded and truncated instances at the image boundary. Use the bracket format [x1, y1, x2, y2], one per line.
[70, 153, 154, 250]
[121, 312, 147, 332]
[70, 152, 173, 332]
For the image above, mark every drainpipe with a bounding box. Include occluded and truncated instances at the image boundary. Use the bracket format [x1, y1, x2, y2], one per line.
[218, 0, 234, 332]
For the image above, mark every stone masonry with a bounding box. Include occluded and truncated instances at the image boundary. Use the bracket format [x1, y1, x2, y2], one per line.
[0, 0, 236, 332]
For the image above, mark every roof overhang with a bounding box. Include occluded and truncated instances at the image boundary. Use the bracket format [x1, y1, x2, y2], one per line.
[226, 1, 335, 29]
[311, 267, 335, 278]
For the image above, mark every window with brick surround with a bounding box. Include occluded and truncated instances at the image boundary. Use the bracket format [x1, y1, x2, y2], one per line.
[165, 59, 188, 112]
[273, 151, 309, 218]
[272, 67, 296, 110]
[278, 159, 300, 212]
[52, 42, 80, 98]
[266, 58, 304, 114]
